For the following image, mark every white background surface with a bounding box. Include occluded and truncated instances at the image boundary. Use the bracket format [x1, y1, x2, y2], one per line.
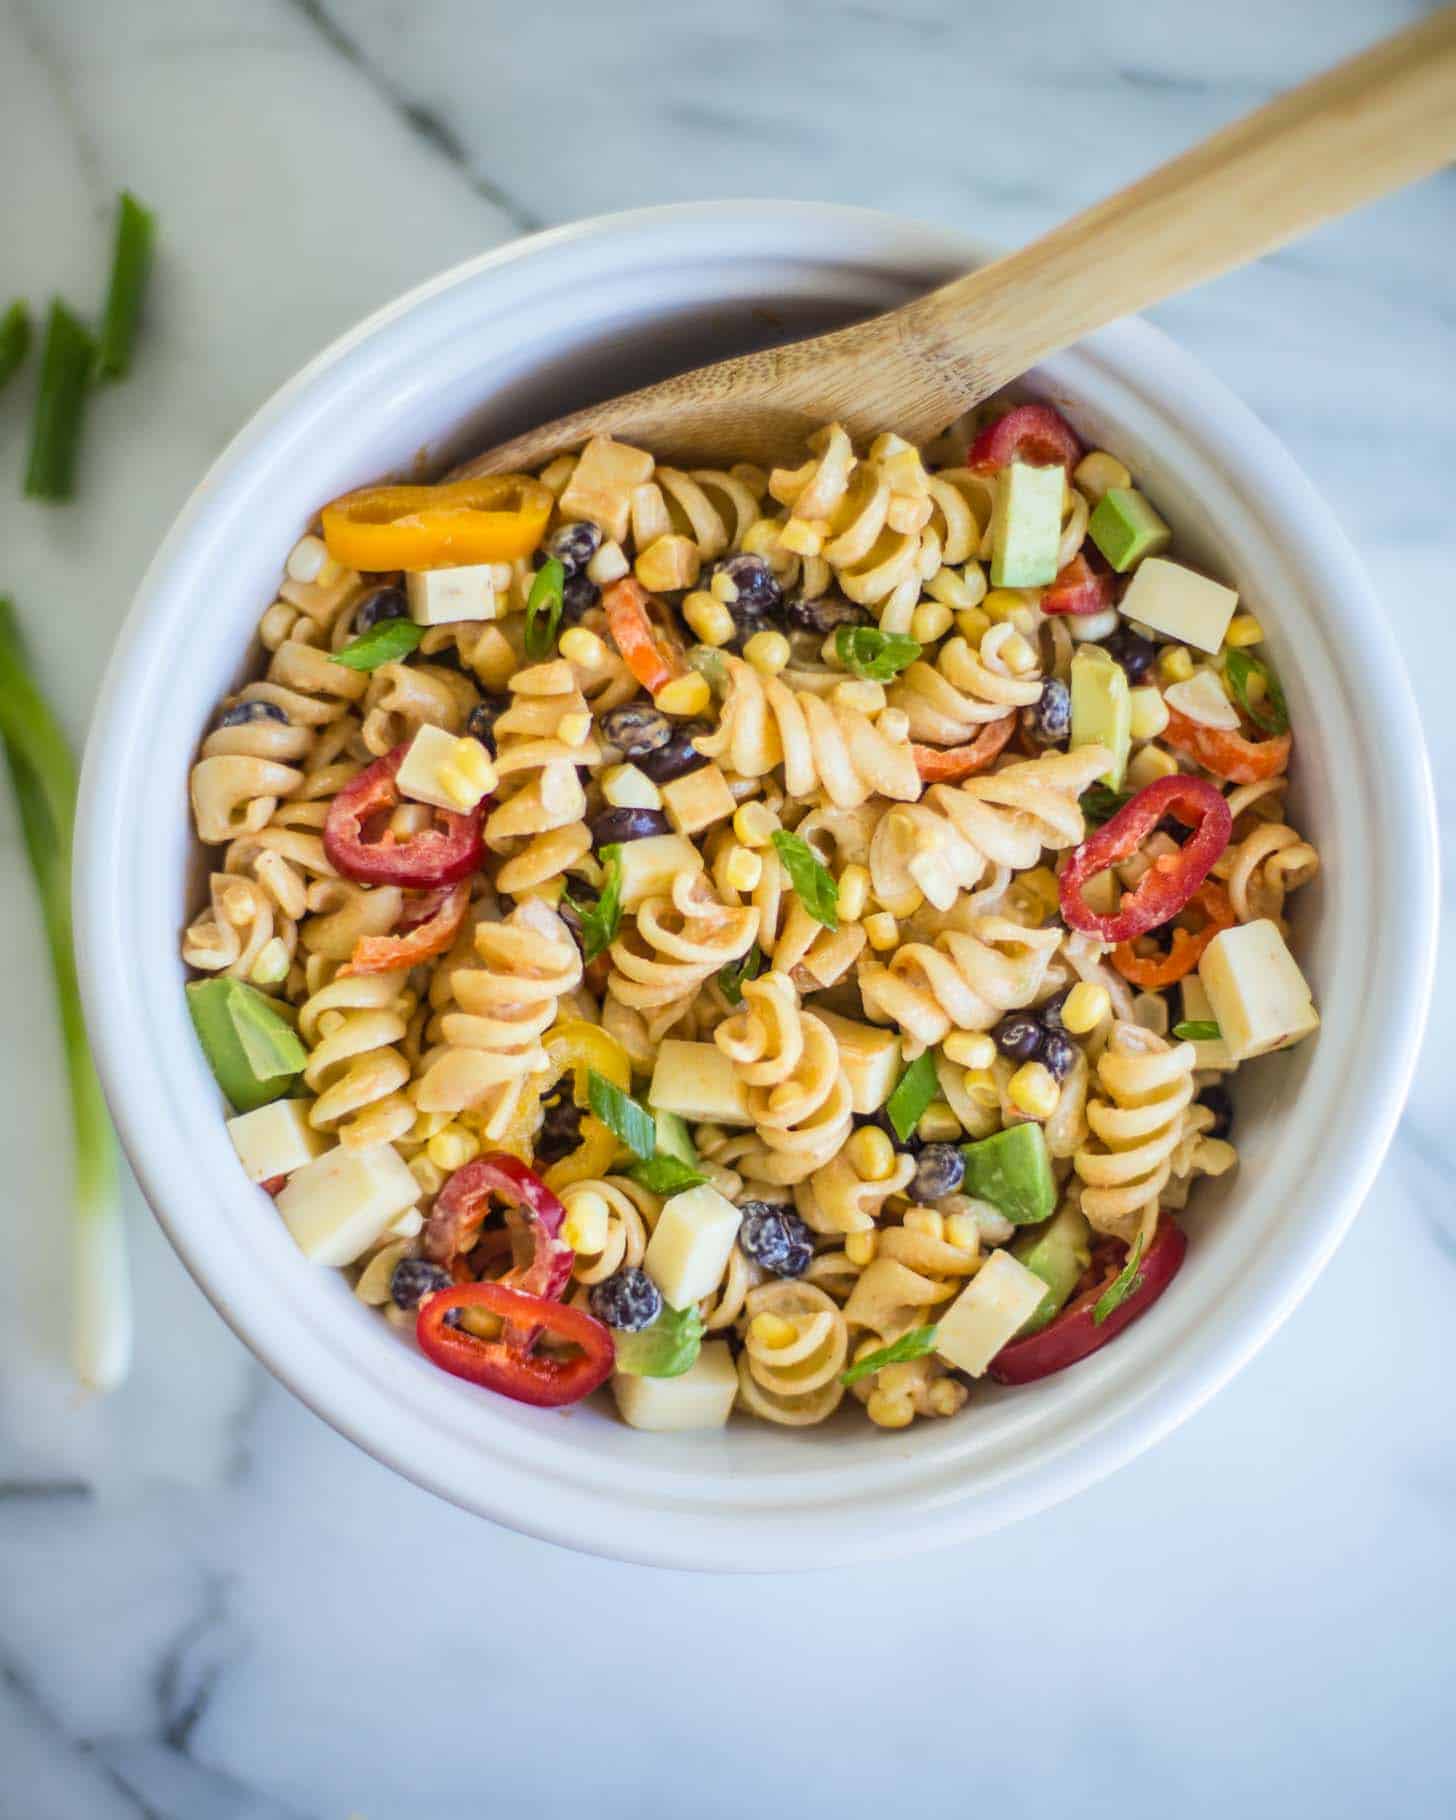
[0, 2, 1452, 1815]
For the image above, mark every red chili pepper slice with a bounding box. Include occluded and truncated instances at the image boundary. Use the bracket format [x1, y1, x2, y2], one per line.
[1059, 773, 1232, 945]
[260, 1174, 287, 1197]
[912, 714, 1016, 782]
[1163, 706, 1292, 785]
[968, 403, 1082, 474]
[416, 1281, 615, 1408]
[422, 1152, 574, 1301]
[1040, 549, 1114, 616]
[323, 743, 485, 889]
[338, 880, 471, 978]
[989, 1219, 1187, 1385]
[1112, 881, 1235, 987]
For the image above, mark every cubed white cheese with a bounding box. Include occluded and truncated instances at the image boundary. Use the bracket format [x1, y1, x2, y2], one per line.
[1164, 667, 1240, 730]
[615, 833, 705, 910]
[1180, 974, 1235, 1071]
[815, 1010, 902, 1113]
[612, 1341, 739, 1431]
[405, 563, 504, 626]
[1118, 558, 1238, 654]
[935, 1249, 1048, 1377]
[1197, 919, 1320, 1064]
[275, 1143, 419, 1267]
[660, 764, 736, 837]
[648, 1041, 751, 1126]
[558, 436, 656, 544]
[226, 1098, 326, 1184]
[395, 723, 497, 811]
[643, 1184, 743, 1308]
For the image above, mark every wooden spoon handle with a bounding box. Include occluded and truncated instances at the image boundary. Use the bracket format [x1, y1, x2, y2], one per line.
[903, 6, 1456, 404]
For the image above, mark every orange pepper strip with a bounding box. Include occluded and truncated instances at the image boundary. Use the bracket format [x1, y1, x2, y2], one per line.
[320, 475, 552, 572]
[913, 715, 1017, 782]
[1163, 706, 1291, 785]
[1111, 881, 1235, 987]
[603, 577, 685, 696]
[339, 881, 471, 978]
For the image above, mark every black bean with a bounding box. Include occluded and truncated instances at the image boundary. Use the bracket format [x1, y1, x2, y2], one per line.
[561, 570, 600, 624]
[466, 698, 508, 756]
[1025, 677, 1071, 747]
[535, 1080, 584, 1167]
[1102, 627, 1157, 682]
[353, 585, 408, 633]
[601, 703, 674, 758]
[784, 592, 871, 636]
[634, 721, 710, 784]
[912, 1144, 965, 1201]
[993, 1012, 1046, 1064]
[589, 807, 670, 847]
[710, 553, 782, 616]
[389, 1259, 452, 1310]
[589, 1267, 663, 1332]
[1040, 1029, 1077, 1082]
[1198, 1084, 1234, 1140]
[218, 700, 288, 728]
[546, 520, 603, 575]
[738, 1202, 814, 1278]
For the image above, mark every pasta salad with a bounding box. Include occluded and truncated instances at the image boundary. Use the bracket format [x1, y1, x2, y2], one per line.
[182, 401, 1320, 1432]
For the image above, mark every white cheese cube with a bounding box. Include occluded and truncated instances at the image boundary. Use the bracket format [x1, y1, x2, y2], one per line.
[275, 1143, 419, 1267]
[660, 764, 736, 837]
[395, 723, 497, 811]
[559, 436, 656, 544]
[648, 1041, 751, 1126]
[1180, 974, 1234, 1071]
[815, 1010, 902, 1113]
[643, 1184, 743, 1308]
[615, 833, 705, 910]
[226, 1098, 326, 1184]
[406, 563, 503, 626]
[612, 1341, 738, 1431]
[935, 1249, 1049, 1377]
[1118, 558, 1238, 654]
[1197, 919, 1320, 1064]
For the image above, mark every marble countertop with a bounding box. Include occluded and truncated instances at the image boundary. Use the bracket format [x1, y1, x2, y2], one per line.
[1, 1, 1451, 1814]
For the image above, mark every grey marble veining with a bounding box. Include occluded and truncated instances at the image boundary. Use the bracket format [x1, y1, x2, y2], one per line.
[0, 1, 1451, 1815]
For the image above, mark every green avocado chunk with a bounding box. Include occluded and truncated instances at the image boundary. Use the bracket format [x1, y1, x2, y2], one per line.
[1088, 487, 1171, 573]
[186, 977, 307, 1113]
[990, 461, 1064, 588]
[653, 1109, 699, 1171]
[1011, 1202, 1094, 1336]
[613, 1300, 705, 1378]
[960, 1123, 1056, 1226]
[1070, 645, 1132, 789]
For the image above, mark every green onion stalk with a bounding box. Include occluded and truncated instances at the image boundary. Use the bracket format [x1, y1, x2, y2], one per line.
[0, 599, 131, 1391]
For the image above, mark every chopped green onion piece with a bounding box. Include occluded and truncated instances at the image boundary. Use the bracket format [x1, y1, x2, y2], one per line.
[770, 829, 838, 931]
[525, 556, 565, 659]
[95, 191, 155, 382]
[627, 1154, 707, 1196]
[0, 299, 31, 391]
[885, 1052, 938, 1144]
[1172, 1020, 1220, 1042]
[0, 599, 130, 1391]
[24, 300, 96, 501]
[841, 1324, 939, 1386]
[1093, 1231, 1147, 1325]
[834, 626, 921, 683]
[330, 618, 423, 671]
[564, 844, 622, 962]
[717, 942, 763, 1006]
[587, 1069, 655, 1161]
[1224, 647, 1289, 737]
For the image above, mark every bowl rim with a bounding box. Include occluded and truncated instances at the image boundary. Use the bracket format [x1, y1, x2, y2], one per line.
[74, 201, 1439, 1570]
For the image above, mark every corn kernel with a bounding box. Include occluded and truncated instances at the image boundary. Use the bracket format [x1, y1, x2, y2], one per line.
[876, 707, 910, 744]
[927, 1378, 965, 1417]
[1015, 867, 1061, 922]
[1225, 613, 1265, 648]
[559, 627, 608, 668]
[723, 844, 762, 892]
[1008, 1060, 1059, 1120]
[409, 1155, 446, 1198]
[1127, 743, 1179, 788]
[864, 911, 899, 952]
[1060, 980, 1111, 1035]
[428, 1124, 480, 1172]
[1158, 645, 1195, 685]
[654, 671, 711, 717]
[1129, 686, 1170, 742]
[561, 1189, 610, 1255]
[844, 1230, 877, 1267]
[832, 679, 887, 715]
[585, 540, 629, 586]
[903, 1207, 944, 1240]
[557, 710, 593, 749]
[962, 1066, 999, 1105]
[983, 587, 1030, 624]
[437, 739, 498, 808]
[733, 801, 779, 848]
[779, 517, 826, 557]
[1072, 451, 1132, 501]
[709, 567, 740, 604]
[847, 1126, 897, 1182]
[249, 937, 290, 987]
[837, 863, 870, 923]
[955, 607, 992, 644]
[866, 1391, 916, 1428]
[602, 763, 662, 810]
[749, 1312, 799, 1350]
[285, 534, 328, 584]
[916, 1103, 964, 1144]
[909, 602, 954, 644]
[683, 590, 737, 648]
[945, 1212, 981, 1251]
[944, 1030, 996, 1070]
[744, 630, 791, 675]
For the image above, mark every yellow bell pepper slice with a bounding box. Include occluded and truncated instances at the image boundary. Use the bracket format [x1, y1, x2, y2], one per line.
[539, 1020, 634, 1189]
[320, 474, 553, 572]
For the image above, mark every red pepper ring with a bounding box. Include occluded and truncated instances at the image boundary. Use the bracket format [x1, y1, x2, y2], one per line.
[912, 714, 1016, 782]
[1040, 549, 1115, 617]
[1111, 880, 1235, 987]
[968, 402, 1082, 474]
[338, 879, 471, 978]
[1059, 773, 1232, 945]
[323, 743, 486, 889]
[417, 1281, 615, 1408]
[422, 1153, 574, 1302]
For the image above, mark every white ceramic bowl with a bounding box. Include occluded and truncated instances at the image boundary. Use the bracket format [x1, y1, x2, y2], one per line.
[76, 204, 1437, 1570]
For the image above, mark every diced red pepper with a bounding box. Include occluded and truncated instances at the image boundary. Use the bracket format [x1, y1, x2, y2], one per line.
[989, 1219, 1187, 1385]
[323, 743, 485, 889]
[1041, 549, 1114, 616]
[339, 881, 471, 978]
[912, 714, 1016, 782]
[1163, 706, 1292, 785]
[260, 1175, 287, 1197]
[416, 1281, 615, 1408]
[1060, 773, 1232, 944]
[422, 1152, 574, 1302]
[1112, 880, 1234, 987]
[603, 577, 687, 697]
[969, 403, 1082, 475]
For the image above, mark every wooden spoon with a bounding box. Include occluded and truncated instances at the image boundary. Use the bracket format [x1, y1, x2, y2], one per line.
[464, 7, 1456, 476]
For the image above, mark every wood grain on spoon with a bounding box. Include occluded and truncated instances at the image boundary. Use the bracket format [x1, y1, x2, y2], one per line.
[463, 7, 1456, 477]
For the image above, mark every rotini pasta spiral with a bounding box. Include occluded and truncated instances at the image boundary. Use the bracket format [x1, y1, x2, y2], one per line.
[716, 976, 854, 1185]
[299, 969, 418, 1150]
[1074, 1022, 1200, 1243]
[860, 916, 1063, 1053]
[1214, 778, 1320, 929]
[361, 658, 478, 758]
[607, 872, 758, 1044]
[560, 1175, 657, 1287]
[486, 659, 602, 849]
[735, 1280, 848, 1426]
[795, 1146, 917, 1236]
[888, 626, 1042, 746]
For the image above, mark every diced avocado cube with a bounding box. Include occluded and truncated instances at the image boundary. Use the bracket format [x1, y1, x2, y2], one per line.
[1088, 487, 1171, 573]
[187, 977, 307, 1113]
[612, 1299, 705, 1379]
[1011, 1202, 1094, 1335]
[652, 1109, 699, 1171]
[1070, 646, 1132, 789]
[990, 461, 1064, 588]
[960, 1123, 1056, 1226]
